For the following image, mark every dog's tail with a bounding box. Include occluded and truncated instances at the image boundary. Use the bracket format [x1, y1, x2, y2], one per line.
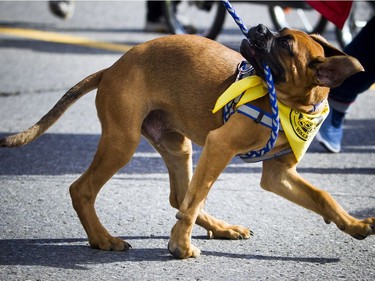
[0, 69, 105, 147]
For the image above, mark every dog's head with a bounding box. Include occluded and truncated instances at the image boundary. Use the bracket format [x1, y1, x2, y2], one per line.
[240, 24, 363, 88]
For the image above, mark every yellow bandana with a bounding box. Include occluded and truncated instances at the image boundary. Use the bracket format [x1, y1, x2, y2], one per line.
[213, 77, 329, 162]
[212, 75, 267, 113]
[278, 100, 329, 161]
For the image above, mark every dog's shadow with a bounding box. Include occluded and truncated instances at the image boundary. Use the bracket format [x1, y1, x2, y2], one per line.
[0, 237, 172, 270]
[0, 237, 339, 269]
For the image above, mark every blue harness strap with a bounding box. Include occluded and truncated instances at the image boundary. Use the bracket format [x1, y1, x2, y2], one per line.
[237, 104, 273, 129]
[223, 61, 292, 163]
[221, 0, 291, 162]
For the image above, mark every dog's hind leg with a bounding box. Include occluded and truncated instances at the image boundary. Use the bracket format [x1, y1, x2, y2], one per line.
[69, 126, 141, 251]
[147, 130, 193, 210]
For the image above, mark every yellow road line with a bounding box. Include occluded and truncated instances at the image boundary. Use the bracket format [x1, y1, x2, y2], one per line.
[0, 26, 133, 53]
[3, 26, 375, 91]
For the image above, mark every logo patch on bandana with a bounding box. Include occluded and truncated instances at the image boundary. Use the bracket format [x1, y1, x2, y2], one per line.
[289, 109, 324, 141]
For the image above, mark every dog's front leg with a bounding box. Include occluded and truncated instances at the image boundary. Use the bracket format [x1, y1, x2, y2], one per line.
[261, 155, 375, 240]
[167, 126, 240, 259]
[167, 115, 266, 259]
[167, 132, 231, 258]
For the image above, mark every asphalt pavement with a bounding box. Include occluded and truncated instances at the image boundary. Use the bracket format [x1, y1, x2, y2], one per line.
[0, 1, 374, 280]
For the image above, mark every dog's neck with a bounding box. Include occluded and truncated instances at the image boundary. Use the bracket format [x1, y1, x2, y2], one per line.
[276, 85, 329, 114]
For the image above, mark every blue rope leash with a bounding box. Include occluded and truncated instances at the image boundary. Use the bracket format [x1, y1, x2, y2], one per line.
[221, 0, 280, 160]
[221, 0, 249, 36]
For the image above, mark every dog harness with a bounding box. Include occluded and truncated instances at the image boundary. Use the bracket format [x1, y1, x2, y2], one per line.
[213, 61, 329, 163]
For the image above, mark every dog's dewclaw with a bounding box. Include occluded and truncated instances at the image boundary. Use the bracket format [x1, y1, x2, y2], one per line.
[175, 211, 184, 220]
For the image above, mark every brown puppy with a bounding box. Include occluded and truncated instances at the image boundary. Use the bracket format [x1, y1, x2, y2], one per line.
[1, 25, 373, 259]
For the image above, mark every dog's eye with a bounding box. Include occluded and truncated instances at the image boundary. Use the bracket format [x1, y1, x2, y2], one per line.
[280, 39, 289, 48]
[278, 37, 294, 55]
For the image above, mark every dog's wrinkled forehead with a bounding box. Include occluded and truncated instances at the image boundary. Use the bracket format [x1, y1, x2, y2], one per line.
[279, 28, 325, 58]
[280, 28, 346, 59]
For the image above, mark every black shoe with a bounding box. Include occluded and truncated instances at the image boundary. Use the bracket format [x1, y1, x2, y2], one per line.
[49, 1, 75, 20]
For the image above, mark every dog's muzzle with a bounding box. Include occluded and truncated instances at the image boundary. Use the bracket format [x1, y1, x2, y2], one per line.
[247, 24, 275, 53]
[240, 24, 286, 83]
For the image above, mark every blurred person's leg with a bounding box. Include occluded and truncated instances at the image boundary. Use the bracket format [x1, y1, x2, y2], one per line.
[317, 16, 375, 152]
[145, 1, 169, 33]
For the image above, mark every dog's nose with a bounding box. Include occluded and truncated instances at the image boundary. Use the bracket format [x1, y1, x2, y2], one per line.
[256, 24, 269, 35]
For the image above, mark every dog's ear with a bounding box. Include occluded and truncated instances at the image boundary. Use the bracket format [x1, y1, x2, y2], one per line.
[309, 55, 364, 88]
[310, 34, 347, 57]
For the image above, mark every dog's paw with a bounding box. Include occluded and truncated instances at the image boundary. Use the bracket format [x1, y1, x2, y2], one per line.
[168, 240, 201, 259]
[349, 218, 375, 240]
[168, 221, 201, 259]
[89, 236, 132, 251]
[207, 225, 253, 240]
